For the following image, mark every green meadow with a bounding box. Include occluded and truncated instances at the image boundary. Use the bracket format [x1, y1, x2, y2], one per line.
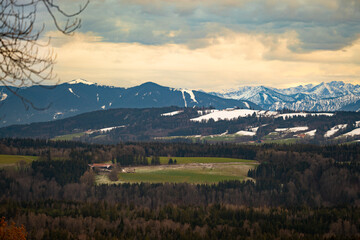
[105, 158, 258, 184]
[52, 132, 87, 141]
[117, 163, 256, 184]
[0, 154, 38, 166]
[261, 138, 298, 144]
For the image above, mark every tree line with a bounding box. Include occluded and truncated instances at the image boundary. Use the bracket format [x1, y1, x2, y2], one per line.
[1, 108, 360, 143]
[0, 140, 359, 238]
[2, 138, 360, 164]
[1, 200, 359, 240]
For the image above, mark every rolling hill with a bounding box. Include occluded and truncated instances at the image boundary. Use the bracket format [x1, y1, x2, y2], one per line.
[1, 106, 360, 144]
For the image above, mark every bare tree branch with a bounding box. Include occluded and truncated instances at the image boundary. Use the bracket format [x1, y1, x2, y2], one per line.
[0, 0, 88, 109]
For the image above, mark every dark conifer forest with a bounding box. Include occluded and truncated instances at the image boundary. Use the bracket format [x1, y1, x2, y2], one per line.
[1, 107, 360, 145]
[0, 138, 359, 239]
[2, 0, 360, 238]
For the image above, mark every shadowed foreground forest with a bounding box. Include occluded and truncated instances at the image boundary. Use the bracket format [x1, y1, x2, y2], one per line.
[0, 139, 359, 239]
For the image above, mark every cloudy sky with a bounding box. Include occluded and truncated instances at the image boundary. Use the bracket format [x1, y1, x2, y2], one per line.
[43, 0, 360, 90]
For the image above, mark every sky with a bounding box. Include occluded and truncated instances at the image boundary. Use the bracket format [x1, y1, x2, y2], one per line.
[41, 0, 360, 91]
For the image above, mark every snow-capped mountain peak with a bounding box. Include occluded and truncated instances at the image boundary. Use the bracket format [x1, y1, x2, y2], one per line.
[0, 81, 260, 127]
[68, 79, 95, 85]
[211, 81, 360, 112]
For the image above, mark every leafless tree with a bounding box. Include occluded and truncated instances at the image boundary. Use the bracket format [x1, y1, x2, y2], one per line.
[0, 0, 89, 109]
[108, 167, 119, 182]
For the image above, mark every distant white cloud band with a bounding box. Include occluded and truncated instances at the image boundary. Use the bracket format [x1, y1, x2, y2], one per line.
[33, 0, 360, 89]
[52, 31, 360, 90]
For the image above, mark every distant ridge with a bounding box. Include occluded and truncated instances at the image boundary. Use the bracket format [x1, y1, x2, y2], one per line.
[0, 80, 258, 127]
[211, 81, 360, 112]
[2, 80, 360, 128]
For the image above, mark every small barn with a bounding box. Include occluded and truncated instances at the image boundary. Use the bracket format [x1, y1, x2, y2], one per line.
[88, 163, 113, 172]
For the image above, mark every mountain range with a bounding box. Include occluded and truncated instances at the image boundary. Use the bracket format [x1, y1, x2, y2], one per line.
[211, 81, 360, 112]
[0, 79, 256, 127]
[1, 80, 360, 128]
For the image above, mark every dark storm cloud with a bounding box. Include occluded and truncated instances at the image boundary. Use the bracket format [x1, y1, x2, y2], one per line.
[70, 0, 360, 51]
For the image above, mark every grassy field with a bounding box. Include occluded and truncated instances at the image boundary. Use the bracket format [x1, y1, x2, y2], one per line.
[147, 156, 254, 165]
[52, 132, 86, 141]
[0, 154, 38, 166]
[97, 159, 258, 184]
[261, 138, 298, 144]
[118, 162, 256, 184]
[201, 135, 238, 142]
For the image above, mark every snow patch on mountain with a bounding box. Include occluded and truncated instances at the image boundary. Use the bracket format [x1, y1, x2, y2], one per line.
[0, 93, 7, 101]
[184, 90, 198, 103]
[99, 126, 125, 133]
[235, 130, 256, 136]
[68, 88, 80, 98]
[304, 129, 317, 136]
[250, 127, 259, 132]
[191, 108, 335, 123]
[356, 121, 360, 127]
[68, 79, 95, 85]
[86, 125, 126, 134]
[342, 128, 360, 137]
[170, 87, 199, 107]
[161, 110, 183, 116]
[324, 124, 348, 137]
[190, 109, 277, 122]
[275, 126, 309, 132]
[180, 90, 187, 107]
[53, 112, 63, 120]
[219, 130, 228, 136]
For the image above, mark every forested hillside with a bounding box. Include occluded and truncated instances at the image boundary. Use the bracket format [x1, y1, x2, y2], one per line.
[0, 139, 359, 239]
[1, 107, 360, 144]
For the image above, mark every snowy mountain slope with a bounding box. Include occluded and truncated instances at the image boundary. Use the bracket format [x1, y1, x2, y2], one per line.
[324, 124, 348, 137]
[3, 79, 360, 128]
[0, 81, 259, 127]
[212, 81, 360, 111]
[2, 105, 360, 144]
[340, 99, 360, 112]
[190, 109, 277, 122]
[189, 109, 332, 122]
